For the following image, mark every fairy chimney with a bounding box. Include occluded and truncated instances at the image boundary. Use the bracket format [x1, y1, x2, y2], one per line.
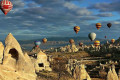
[0, 33, 36, 80]
[112, 65, 119, 80]
[71, 44, 78, 52]
[107, 68, 114, 80]
[73, 65, 80, 79]
[118, 69, 120, 80]
[73, 64, 91, 80]
[35, 51, 52, 72]
[0, 42, 4, 64]
[79, 64, 91, 80]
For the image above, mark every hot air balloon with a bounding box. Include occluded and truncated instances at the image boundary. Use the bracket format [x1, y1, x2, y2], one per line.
[105, 36, 107, 39]
[96, 23, 101, 30]
[0, 0, 13, 15]
[88, 32, 96, 41]
[69, 39, 74, 44]
[74, 26, 80, 34]
[34, 41, 41, 47]
[111, 39, 115, 44]
[79, 42, 83, 47]
[94, 40, 100, 47]
[107, 23, 112, 28]
[42, 38, 47, 43]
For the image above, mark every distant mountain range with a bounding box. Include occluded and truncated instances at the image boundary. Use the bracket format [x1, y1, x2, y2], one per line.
[18, 36, 103, 44]
[0, 37, 110, 50]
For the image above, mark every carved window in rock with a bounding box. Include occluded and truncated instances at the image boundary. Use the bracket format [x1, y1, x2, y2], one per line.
[9, 48, 18, 60]
[38, 63, 44, 67]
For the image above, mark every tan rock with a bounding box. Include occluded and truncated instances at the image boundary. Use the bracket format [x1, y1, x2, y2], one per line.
[0, 42, 4, 64]
[107, 68, 114, 80]
[79, 64, 91, 80]
[112, 65, 118, 80]
[35, 51, 52, 72]
[71, 44, 78, 52]
[0, 33, 36, 80]
[73, 64, 91, 80]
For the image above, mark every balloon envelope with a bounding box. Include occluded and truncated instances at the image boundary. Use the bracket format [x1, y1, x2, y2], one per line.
[69, 39, 74, 44]
[107, 23, 112, 28]
[34, 41, 41, 46]
[0, 0, 13, 15]
[94, 40, 100, 47]
[111, 39, 115, 44]
[88, 32, 96, 41]
[42, 38, 47, 43]
[74, 26, 80, 34]
[96, 23, 101, 30]
[105, 36, 107, 39]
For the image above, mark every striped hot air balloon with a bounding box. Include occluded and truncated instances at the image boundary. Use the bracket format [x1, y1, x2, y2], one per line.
[0, 0, 13, 15]
[42, 38, 47, 43]
[111, 39, 115, 44]
[94, 40, 100, 47]
[74, 26, 80, 34]
[69, 39, 74, 44]
[96, 23, 101, 30]
[34, 41, 41, 47]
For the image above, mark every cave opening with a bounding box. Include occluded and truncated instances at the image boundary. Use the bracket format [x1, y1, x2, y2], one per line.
[38, 63, 44, 67]
[9, 48, 18, 60]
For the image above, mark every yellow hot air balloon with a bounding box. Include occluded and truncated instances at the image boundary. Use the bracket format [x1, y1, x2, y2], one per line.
[42, 38, 47, 43]
[111, 39, 115, 44]
[96, 23, 101, 30]
[94, 40, 100, 47]
[74, 26, 80, 34]
[69, 39, 74, 44]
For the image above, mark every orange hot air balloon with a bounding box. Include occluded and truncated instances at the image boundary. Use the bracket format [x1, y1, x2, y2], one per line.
[111, 39, 115, 44]
[42, 38, 47, 43]
[96, 23, 101, 30]
[0, 0, 13, 15]
[94, 40, 100, 47]
[69, 39, 74, 44]
[74, 26, 80, 34]
[79, 42, 83, 47]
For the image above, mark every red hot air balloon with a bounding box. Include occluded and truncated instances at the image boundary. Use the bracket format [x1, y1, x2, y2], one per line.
[105, 36, 107, 39]
[0, 0, 13, 15]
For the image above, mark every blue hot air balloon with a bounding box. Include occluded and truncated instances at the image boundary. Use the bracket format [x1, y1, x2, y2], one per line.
[34, 41, 41, 47]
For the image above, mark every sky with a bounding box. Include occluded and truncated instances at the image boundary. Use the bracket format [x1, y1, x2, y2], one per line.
[0, 0, 120, 40]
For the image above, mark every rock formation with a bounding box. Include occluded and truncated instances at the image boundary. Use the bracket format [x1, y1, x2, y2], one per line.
[73, 64, 91, 80]
[0, 42, 4, 64]
[35, 51, 52, 72]
[79, 64, 91, 80]
[107, 65, 119, 80]
[29, 46, 41, 56]
[71, 44, 78, 52]
[0, 33, 37, 80]
[107, 68, 114, 80]
[111, 65, 119, 80]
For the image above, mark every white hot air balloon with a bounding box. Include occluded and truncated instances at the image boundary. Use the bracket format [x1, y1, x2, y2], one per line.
[88, 32, 96, 41]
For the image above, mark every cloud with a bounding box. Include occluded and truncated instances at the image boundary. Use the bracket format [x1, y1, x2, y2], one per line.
[88, 1, 120, 13]
[0, 0, 120, 40]
[96, 13, 113, 17]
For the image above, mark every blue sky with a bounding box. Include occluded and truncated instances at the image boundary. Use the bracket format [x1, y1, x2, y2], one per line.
[0, 0, 120, 40]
